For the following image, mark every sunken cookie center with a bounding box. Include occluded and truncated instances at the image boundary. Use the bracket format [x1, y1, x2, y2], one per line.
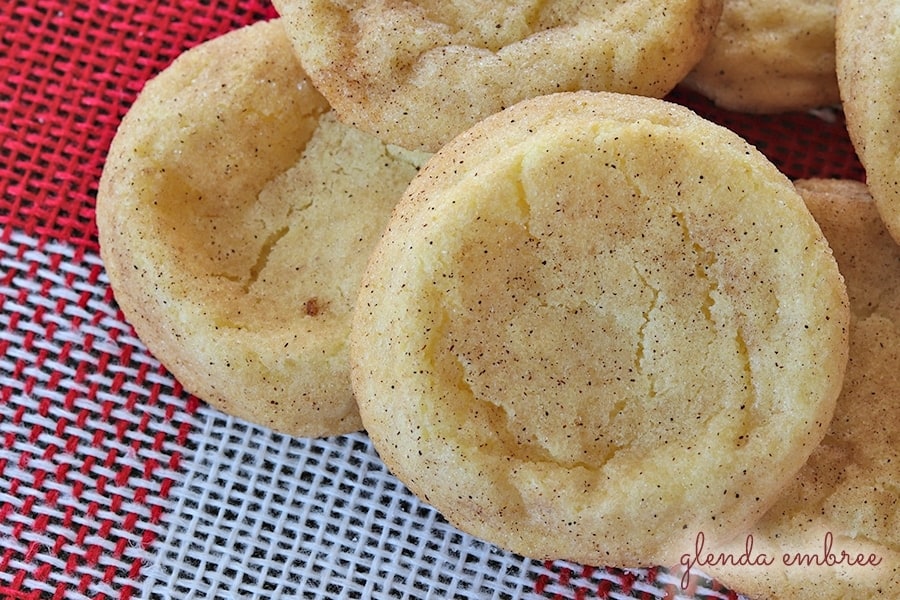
[425, 124, 763, 469]
[152, 113, 428, 332]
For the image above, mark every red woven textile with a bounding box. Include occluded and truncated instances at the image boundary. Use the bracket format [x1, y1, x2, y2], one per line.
[1, 3, 274, 598]
[0, 1, 867, 598]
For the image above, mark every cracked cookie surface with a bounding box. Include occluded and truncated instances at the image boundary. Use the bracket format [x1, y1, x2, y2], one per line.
[97, 19, 429, 437]
[703, 179, 899, 599]
[350, 91, 849, 567]
[272, 0, 723, 151]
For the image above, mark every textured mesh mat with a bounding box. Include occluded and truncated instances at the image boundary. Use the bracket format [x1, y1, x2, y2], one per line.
[0, 1, 867, 598]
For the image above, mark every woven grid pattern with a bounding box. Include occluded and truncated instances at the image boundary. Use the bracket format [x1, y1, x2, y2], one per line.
[0, 229, 742, 599]
[0, 0, 868, 598]
[141, 422, 538, 599]
[0, 232, 196, 599]
[0, 0, 276, 250]
[140, 408, 737, 600]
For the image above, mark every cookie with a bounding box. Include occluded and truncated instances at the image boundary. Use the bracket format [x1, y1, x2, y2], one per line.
[96, 19, 429, 437]
[680, 0, 840, 113]
[697, 179, 899, 600]
[836, 1, 900, 246]
[350, 91, 849, 567]
[272, 0, 723, 152]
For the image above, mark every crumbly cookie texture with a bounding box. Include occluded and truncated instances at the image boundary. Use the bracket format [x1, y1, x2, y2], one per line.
[702, 179, 899, 600]
[273, 0, 723, 151]
[350, 91, 849, 567]
[681, 0, 839, 113]
[97, 20, 429, 437]
[836, 0, 900, 245]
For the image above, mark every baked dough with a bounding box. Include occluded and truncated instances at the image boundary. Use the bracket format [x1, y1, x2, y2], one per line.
[836, 0, 900, 245]
[350, 91, 849, 567]
[273, 0, 723, 151]
[681, 0, 840, 113]
[97, 20, 428, 437]
[700, 179, 899, 599]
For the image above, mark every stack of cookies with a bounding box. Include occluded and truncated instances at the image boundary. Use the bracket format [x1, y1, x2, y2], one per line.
[96, 2, 898, 598]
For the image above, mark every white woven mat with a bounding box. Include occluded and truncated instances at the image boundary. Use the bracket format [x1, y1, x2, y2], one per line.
[1, 230, 739, 599]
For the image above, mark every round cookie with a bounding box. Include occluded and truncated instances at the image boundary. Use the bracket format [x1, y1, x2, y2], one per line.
[681, 0, 840, 113]
[350, 91, 849, 567]
[97, 19, 429, 437]
[272, 0, 724, 152]
[836, 1, 900, 246]
[699, 179, 899, 599]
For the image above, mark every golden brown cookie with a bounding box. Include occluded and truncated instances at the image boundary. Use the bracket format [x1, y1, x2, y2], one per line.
[697, 179, 899, 600]
[273, 0, 723, 151]
[836, 1, 900, 246]
[97, 19, 429, 437]
[681, 0, 840, 113]
[350, 91, 849, 567]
